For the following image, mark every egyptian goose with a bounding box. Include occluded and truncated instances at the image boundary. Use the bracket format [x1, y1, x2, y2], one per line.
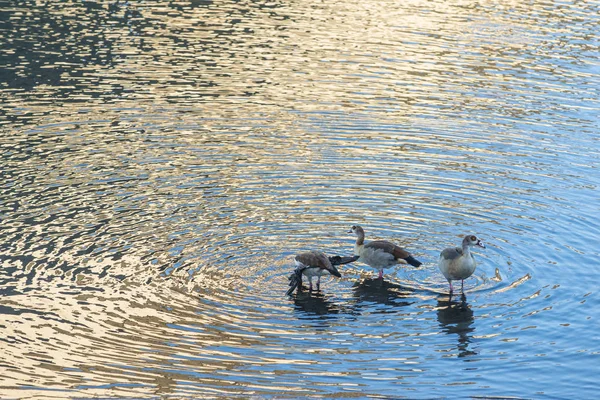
[348, 225, 422, 279]
[438, 235, 485, 294]
[286, 251, 358, 295]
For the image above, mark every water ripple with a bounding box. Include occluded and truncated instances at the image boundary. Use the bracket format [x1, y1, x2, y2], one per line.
[1, 0, 599, 398]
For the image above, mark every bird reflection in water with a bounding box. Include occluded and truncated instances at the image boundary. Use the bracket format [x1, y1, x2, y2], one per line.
[291, 291, 343, 317]
[351, 278, 414, 312]
[437, 294, 477, 358]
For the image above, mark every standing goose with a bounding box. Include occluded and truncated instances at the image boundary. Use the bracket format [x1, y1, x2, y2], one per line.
[438, 235, 485, 294]
[286, 251, 358, 295]
[348, 225, 422, 279]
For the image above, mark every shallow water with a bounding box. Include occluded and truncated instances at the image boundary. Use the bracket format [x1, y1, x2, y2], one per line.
[1, 0, 599, 398]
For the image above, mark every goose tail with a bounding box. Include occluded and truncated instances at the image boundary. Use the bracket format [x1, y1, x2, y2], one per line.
[404, 255, 422, 268]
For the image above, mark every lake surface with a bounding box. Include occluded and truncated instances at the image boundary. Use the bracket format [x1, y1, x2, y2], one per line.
[1, 0, 599, 398]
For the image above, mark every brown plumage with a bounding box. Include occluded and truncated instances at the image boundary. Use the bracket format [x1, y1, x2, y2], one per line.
[294, 251, 338, 275]
[364, 240, 412, 260]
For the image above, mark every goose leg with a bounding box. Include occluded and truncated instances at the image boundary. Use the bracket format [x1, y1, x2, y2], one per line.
[308, 277, 313, 291]
[461, 280, 464, 293]
[449, 280, 454, 294]
[317, 276, 321, 291]
[378, 270, 384, 279]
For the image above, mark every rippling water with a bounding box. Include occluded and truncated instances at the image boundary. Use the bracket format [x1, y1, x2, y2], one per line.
[1, 0, 599, 398]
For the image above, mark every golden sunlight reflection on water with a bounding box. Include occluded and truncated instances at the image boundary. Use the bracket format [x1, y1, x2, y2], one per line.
[1, 0, 599, 398]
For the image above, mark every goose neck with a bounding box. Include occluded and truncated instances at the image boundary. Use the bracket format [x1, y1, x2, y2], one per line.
[462, 243, 472, 256]
[356, 233, 364, 246]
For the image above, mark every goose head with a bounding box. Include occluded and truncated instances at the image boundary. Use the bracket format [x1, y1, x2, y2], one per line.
[463, 235, 485, 249]
[348, 225, 365, 236]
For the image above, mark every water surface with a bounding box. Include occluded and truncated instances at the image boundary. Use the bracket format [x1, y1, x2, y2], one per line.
[1, 0, 599, 398]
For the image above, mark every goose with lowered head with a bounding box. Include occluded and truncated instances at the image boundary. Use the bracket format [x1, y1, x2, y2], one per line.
[286, 251, 358, 295]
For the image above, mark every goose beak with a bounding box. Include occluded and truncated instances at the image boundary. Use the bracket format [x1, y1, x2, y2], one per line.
[347, 229, 353, 234]
[477, 240, 486, 248]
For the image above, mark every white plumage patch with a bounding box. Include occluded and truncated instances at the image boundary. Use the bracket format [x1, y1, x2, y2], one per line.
[295, 260, 330, 277]
[439, 253, 477, 281]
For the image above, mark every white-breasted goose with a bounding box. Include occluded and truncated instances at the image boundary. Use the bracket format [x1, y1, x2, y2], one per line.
[438, 234, 485, 294]
[286, 251, 358, 295]
[348, 225, 422, 279]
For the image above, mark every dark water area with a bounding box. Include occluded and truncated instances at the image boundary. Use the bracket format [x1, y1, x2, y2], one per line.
[1, 0, 599, 398]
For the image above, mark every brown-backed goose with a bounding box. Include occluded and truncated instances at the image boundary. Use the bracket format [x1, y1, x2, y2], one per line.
[438, 235, 485, 293]
[286, 251, 358, 295]
[348, 225, 422, 279]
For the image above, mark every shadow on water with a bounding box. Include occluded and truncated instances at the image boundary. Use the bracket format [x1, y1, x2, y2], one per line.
[290, 278, 417, 320]
[351, 278, 415, 311]
[437, 294, 477, 358]
[291, 291, 343, 317]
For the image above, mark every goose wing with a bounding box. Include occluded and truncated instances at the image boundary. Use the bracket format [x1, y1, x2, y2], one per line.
[295, 251, 331, 268]
[366, 240, 410, 259]
[365, 240, 422, 267]
[440, 247, 463, 261]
